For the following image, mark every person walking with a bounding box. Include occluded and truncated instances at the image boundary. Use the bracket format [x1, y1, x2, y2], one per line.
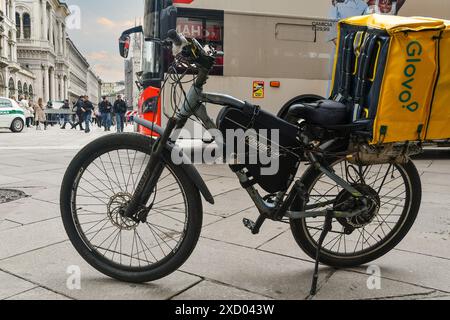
[34, 98, 47, 130]
[113, 95, 127, 133]
[99, 96, 112, 131]
[83, 95, 94, 133]
[27, 98, 35, 126]
[18, 95, 32, 128]
[60, 99, 72, 129]
[71, 96, 85, 131]
[95, 108, 102, 128]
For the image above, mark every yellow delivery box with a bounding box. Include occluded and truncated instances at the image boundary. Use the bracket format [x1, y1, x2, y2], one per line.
[330, 14, 450, 144]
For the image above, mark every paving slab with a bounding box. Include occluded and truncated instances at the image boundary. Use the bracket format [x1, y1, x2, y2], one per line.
[27, 186, 61, 205]
[418, 295, 450, 300]
[6, 287, 71, 300]
[0, 197, 60, 225]
[261, 230, 450, 293]
[0, 271, 36, 300]
[0, 242, 202, 300]
[0, 219, 22, 231]
[204, 177, 240, 196]
[421, 171, 450, 187]
[351, 250, 450, 293]
[258, 230, 313, 262]
[203, 213, 224, 227]
[173, 280, 272, 300]
[201, 211, 289, 249]
[421, 159, 450, 175]
[22, 170, 64, 188]
[197, 164, 236, 178]
[315, 270, 433, 300]
[0, 219, 67, 260]
[203, 189, 254, 217]
[181, 238, 329, 300]
[0, 175, 25, 186]
[396, 202, 450, 259]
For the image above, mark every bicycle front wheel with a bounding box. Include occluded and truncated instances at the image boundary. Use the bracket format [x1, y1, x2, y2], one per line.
[60, 133, 203, 283]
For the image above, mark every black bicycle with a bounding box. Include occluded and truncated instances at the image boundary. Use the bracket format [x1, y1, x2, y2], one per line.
[60, 31, 422, 295]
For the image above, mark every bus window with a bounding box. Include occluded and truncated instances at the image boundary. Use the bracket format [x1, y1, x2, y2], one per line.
[164, 8, 224, 76]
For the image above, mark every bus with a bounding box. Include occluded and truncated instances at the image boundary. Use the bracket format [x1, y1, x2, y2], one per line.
[124, 0, 450, 139]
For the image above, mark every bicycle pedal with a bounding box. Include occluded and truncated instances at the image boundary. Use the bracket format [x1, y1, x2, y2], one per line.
[243, 218, 256, 231]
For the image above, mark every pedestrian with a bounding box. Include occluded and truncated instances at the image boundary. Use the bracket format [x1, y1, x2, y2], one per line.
[83, 95, 94, 133]
[60, 99, 72, 129]
[95, 108, 102, 128]
[18, 95, 32, 128]
[113, 94, 127, 133]
[71, 96, 85, 131]
[34, 98, 47, 130]
[99, 96, 113, 131]
[25, 98, 35, 127]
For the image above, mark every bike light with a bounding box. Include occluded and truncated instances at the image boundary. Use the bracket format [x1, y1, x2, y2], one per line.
[142, 96, 159, 114]
[270, 81, 281, 88]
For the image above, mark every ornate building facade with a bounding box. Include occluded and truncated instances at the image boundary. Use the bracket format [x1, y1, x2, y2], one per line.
[15, 0, 70, 102]
[0, 0, 36, 99]
[0, 0, 101, 104]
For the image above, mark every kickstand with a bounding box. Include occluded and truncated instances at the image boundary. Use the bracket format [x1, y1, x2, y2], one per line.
[310, 210, 333, 296]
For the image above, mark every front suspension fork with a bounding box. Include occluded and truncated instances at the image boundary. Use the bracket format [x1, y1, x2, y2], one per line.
[123, 118, 178, 219]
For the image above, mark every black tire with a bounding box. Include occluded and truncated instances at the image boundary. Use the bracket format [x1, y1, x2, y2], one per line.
[10, 118, 24, 133]
[290, 158, 421, 268]
[60, 133, 203, 283]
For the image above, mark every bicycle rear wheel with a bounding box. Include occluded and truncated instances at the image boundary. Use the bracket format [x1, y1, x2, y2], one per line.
[60, 133, 203, 282]
[290, 158, 421, 268]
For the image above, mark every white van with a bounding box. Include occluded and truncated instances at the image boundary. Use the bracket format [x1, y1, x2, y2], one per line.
[0, 97, 26, 133]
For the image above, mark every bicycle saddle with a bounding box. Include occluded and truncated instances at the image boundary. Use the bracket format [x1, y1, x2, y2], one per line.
[287, 100, 350, 126]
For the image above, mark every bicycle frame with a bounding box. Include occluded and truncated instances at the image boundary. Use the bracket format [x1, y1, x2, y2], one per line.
[128, 66, 365, 223]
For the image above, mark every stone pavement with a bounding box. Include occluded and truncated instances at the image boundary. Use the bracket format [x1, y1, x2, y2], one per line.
[0, 125, 449, 300]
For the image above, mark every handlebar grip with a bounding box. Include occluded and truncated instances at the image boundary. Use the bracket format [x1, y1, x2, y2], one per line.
[167, 29, 183, 46]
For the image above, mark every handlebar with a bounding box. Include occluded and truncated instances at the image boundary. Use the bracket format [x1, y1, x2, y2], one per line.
[167, 29, 183, 46]
[166, 29, 222, 73]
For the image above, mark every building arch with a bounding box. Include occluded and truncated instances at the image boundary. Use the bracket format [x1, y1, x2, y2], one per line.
[23, 82, 28, 98]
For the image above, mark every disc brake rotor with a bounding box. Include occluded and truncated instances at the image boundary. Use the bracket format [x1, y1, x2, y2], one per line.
[107, 192, 139, 230]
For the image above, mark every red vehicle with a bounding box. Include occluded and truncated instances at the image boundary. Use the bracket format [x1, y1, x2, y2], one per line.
[119, 0, 178, 136]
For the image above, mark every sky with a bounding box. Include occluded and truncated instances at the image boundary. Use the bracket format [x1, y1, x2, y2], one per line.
[65, 0, 145, 83]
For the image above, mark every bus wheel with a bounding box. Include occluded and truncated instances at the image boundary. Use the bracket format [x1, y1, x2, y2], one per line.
[277, 94, 324, 120]
[10, 118, 24, 133]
